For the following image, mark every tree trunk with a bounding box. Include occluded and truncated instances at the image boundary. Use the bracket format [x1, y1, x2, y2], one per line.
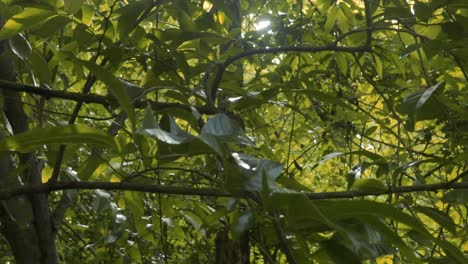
[215, 227, 250, 264]
[0, 18, 59, 264]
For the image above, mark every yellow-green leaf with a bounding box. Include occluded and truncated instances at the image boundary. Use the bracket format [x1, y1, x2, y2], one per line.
[0, 7, 57, 40]
[351, 178, 387, 192]
[0, 125, 117, 153]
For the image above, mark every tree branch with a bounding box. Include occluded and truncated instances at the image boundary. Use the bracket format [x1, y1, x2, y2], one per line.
[364, 0, 373, 47]
[0, 181, 466, 201]
[0, 79, 217, 114]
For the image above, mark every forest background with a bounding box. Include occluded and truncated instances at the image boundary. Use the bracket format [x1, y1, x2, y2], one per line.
[0, 0, 467, 263]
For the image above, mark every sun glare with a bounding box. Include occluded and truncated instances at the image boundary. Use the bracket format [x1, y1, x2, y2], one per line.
[255, 20, 270, 30]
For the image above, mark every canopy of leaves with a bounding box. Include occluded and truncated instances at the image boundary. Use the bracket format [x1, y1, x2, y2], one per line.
[0, 0, 467, 263]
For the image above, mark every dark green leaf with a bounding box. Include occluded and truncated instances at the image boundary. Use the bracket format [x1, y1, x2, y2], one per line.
[138, 109, 195, 144]
[64, 0, 84, 15]
[201, 114, 254, 146]
[416, 82, 444, 111]
[8, 33, 31, 60]
[413, 206, 457, 234]
[229, 153, 283, 191]
[30, 49, 51, 83]
[396, 84, 447, 122]
[118, 1, 148, 39]
[442, 190, 468, 204]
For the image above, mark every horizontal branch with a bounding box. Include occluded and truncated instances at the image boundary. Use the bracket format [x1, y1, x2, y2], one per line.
[0, 79, 216, 114]
[304, 181, 468, 199]
[0, 181, 232, 200]
[0, 79, 110, 104]
[0, 181, 466, 201]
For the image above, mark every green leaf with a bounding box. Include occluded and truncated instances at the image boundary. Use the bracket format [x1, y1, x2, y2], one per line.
[320, 239, 361, 264]
[118, 1, 147, 39]
[362, 217, 421, 263]
[396, 83, 446, 122]
[330, 221, 397, 261]
[75, 59, 136, 127]
[304, 90, 353, 109]
[314, 200, 425, 232]
[442, 190, 468, 204]
[314, 200, 466, 262]
[0, 7, 57, 40]
[324, 5, 338, 32]
[229, 153, 283, 191]
[335, 52, 348, 75]
[120, 79, 144, 101]
[351, 178, 387, 192]
[181, 12, 199, 32]
[314, 150, 387, 171]
[415, 82, 444, 111]
[138, 108, 195, 144]
[77, 156, 104, 181]
[414, 1, 434, 22]
[374, 54, 383, 77]
[315, 152, 344, 167]
[8, 33, 31, 60]
[0, 125, 117, 153]
[364, 126, 378, 136]
[33, 15, 72, 38]
[30, 49, 51, 83]
[276, 176, 313, 192]
[64, 0, 84, 15]
[138, 107, 216, 160]
[201, 114, 254, 146]
[156, 139, 215, 161]
[198, 133, 227, 155]
[413, 206, 457, 234]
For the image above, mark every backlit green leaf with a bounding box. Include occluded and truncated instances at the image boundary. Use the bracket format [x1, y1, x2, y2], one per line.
[0, 125, 117, 153]
[0, 7, 57, 40]
[413, 206, 457, 234]
[351, 178, 387, 192]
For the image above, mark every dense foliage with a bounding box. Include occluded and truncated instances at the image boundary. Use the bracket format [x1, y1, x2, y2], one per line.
[0, 0, 467, 263]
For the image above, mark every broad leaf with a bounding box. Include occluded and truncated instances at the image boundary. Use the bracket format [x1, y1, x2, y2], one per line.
[201, 113, 254, 146]
[138, 108, 195, 144]
[396, 83, 446, 122]
[415, 82, 444, 111]
[118, 1, 148, 38]
[0, 7, 57, 40]
[0, 125, 117, 153]
[413, 206, 457, 234]
[442, 190, 468, 204]
[8, 33, 31, 60]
